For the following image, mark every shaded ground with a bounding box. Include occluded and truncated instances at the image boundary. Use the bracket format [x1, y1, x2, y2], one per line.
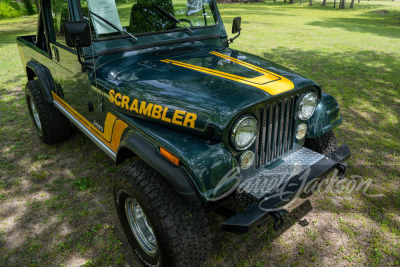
[0, 0, 399, 266]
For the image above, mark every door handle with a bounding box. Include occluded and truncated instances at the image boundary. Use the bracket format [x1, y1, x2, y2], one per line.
[52, 46, 59, 62]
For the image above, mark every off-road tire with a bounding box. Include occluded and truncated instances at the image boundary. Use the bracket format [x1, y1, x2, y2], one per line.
[304, 131, 337, 156]
[114, 161, 211, 267]
[25, 80, 71, 144]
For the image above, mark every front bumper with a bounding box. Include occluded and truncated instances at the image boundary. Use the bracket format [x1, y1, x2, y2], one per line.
[221, 144, 351, 233]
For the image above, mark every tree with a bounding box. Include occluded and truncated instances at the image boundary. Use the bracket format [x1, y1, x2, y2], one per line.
[34, 0, 39, 12]
[350, 0, 355, 8]
[22, 0, 35, 15]
[322, 0, 327, 6]
[289, 0, 295, 4]
[309, 0, 312, 6]
[339, 0, 345, 9]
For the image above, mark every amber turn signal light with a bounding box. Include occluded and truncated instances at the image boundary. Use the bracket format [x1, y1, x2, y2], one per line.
[160, 147, 180, 166]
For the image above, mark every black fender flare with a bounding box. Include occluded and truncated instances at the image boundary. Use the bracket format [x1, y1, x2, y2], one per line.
[26, 60, 55, 103]
[117, 134, 201, 203]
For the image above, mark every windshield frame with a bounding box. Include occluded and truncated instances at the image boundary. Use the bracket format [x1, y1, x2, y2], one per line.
[76, 0, 221, 41]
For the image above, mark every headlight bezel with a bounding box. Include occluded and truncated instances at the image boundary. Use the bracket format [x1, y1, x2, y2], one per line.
[230, 115, 258, 151]
[298, 91, 318, 121]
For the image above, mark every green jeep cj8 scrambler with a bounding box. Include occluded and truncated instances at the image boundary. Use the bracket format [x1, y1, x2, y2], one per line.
[17, 0, 350, 265]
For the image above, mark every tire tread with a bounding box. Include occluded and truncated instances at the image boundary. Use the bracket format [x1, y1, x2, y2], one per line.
[304, 131, 337, 156]
[115, 161, 211, 267]
[26, 80, 70, 144]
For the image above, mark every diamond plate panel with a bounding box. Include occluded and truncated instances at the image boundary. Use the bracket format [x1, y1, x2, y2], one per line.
[237, 147, 325, 203]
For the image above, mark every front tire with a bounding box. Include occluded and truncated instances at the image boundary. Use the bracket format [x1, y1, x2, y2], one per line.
[304, 131, 337, 156]
[114, 161, 211, 267]
[25, 80, 71, 144]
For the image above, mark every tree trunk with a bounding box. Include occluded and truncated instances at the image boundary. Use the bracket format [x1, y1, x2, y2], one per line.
[334, 0, 336, 7]
[290, 0, 295, 4]
[350, 0, 355, 8]
[358, 0, 360, 3]
[300, 0, 302, 4]
[322, 0, 326, 6]
[309, 0, 312, 6]
[284, 0, 287, 3]
[339, 0, 345, 8]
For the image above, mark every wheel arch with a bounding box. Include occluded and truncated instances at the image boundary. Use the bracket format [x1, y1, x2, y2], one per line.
[116, 146, 136, 165]
[26, 60, 55, 104]
[116, 134, 201, 203]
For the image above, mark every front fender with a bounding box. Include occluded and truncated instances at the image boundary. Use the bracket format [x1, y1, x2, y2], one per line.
[306, 93, 343, 138]
[118, 115, 240, 203]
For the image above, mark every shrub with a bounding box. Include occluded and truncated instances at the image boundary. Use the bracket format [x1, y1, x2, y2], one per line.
[0, 2, 21, 19]
[22, 0, 34, 15]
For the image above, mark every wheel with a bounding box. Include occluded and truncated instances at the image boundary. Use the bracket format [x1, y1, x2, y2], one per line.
[25, 80, 71, 144]
[114, 161, 211, 267]
[304, 131, 337, 156]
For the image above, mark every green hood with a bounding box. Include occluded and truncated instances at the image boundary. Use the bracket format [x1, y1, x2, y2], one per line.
[96, 47, 319, 140]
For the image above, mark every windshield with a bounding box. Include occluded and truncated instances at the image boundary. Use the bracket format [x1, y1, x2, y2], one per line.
[80, 0, 218, 38]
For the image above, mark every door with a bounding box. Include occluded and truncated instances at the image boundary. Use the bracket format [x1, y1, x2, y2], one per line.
[48, 0, 98, 124]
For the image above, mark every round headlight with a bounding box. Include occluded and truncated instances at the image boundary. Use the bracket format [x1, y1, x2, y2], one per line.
[231, 116, 257, 150]
[298, 91, 318, 120]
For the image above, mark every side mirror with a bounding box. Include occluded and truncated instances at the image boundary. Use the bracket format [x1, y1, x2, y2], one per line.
[227, 17, 242, 45]
[64, 21, 91, 47]
[232, 17, 242, 34]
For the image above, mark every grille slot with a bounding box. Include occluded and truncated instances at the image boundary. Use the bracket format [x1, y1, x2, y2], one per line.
[255, 96, 296, 169]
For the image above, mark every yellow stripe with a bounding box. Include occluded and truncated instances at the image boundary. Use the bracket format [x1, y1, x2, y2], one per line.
[52, 92, 127, 153]
[161, 51, 294, 95]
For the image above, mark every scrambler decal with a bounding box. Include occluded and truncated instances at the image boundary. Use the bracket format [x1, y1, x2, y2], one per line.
[52, 92, 127, 152]
[161, 51, 295, 95]
[108, 90, 197, 128]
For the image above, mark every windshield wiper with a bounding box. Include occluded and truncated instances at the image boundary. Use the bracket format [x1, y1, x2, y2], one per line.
[89, 11, 138, 42]
[152, 5, 192, 36]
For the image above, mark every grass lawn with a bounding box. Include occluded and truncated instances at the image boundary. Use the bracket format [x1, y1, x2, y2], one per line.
[0, 0, 399, 266]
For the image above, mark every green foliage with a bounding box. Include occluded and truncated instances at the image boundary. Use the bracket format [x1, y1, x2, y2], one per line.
[35, 153, 53, 161]
[31, 170, 49, 180]
[0, 0, 37, 18]
[22, 0, 35, 15]
[0, 2, 21, 19]
[73, 176, 94, 191]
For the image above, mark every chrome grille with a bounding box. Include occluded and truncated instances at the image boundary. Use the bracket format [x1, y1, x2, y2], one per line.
[255, 96, 297, 169]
